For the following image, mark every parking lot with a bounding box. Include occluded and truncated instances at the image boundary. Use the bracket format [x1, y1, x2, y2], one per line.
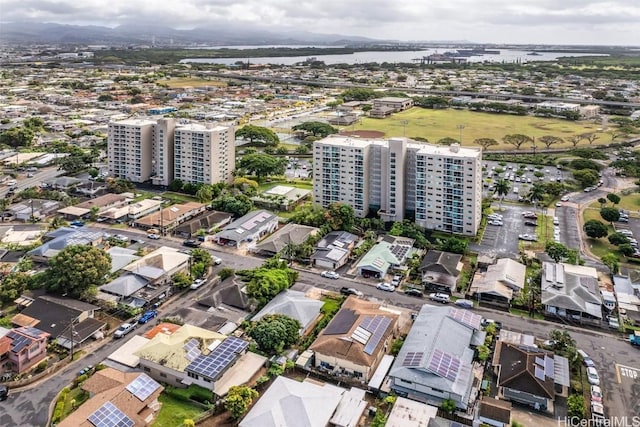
[479, 204, 542, 258]
[284, 157, 311, 179]
[483, 160, 566, 202]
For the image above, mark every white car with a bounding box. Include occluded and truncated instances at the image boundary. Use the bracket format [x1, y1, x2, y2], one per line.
[488, 220, 503, 226]
[147, 234, 160, 240]
[114, 322, 136, 339]
[429, 293, 451, 304]
[561, 195, 570, 202]
[6, 179, 16, 186]
[587, 367, 600, 386]
[213, 256, 222, 265]
[190, 279, 206, 290]
[376, 282, 395, 292]
[321, 271, 340, 280]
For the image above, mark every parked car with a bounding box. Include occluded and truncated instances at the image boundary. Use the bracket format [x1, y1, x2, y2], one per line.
[0, 385, 8, 401]
[524, 221, 538, 227]
[404, 288, 423, 298]
[590, 385, 603, 403]
[561, 195, 570, 202]
[6, 180, 16, 186]
[183, 239, 201, 248]
[113, 234, 128, 242]
[488, 220, 503, 226]
[70, 220, 85, 227]
[114, 322, 136, 339]
[190, 279, 206, 290]
[376, 282, 395, 292]
[138, 310, 158, 324]
[340, 287, 363, 297]
[577, 349, 596, 368]
[428, 293, 451, 304]
[213, 256, 222, 265]
[147, 234, 160, 240]
[591, 402, 605, 423]
[587, 367, 600, 385]
[321, 271, 340, 280]
[518, 234, 538, 242]
[454, 299, 474, 309]
[391, 275, 402, 286]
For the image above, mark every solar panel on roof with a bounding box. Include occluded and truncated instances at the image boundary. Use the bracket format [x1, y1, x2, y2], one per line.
[184, 338, 199, 352]
[126, 373, 161, 401]
[363, 316, 392, 355]
[324, 309, 358, 335]
[535, 357, 544, 367]
[21, 327, 44, 338]
[186, 337, 249, 380]
[544, 355, 555, 378]
[7, 331, 31, 353]
[88, 401, 134, 427]
[448, 308, 482, 330]
[427, 349, 460, 382]
[351, 326, 371, 345]
[534, 366, 545, 381]
[402, 351, 424, 367]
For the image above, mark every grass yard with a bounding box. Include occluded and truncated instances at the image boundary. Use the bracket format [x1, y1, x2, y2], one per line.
[583, 207, 620, 258]
[343, 108, 615, 149]
[152, 394, 206, 427]
[161, 191, 198, 204]
[156, 78, 226, 88]
[605, 193, 640, 212]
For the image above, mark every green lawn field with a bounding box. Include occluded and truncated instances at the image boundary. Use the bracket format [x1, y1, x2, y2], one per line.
[342, 108, 618, 150]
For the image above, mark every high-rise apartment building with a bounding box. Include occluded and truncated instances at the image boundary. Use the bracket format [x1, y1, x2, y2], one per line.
[313, 136, 482, 236]
[108, 118, 235, 186]
[174, 124, 235, 185]
[107, 118, 156, 183]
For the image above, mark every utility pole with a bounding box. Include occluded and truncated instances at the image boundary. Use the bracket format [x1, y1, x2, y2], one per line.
[456, 124, 465, 144]
[69, 317, 77, 360]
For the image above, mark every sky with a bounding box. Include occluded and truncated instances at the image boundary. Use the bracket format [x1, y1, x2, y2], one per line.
[1, 0, 639, 45]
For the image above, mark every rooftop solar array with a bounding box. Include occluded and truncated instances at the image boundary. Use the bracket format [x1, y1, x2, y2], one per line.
[390, 244, 410, 259]
[186, 337, 248, 380]
[324, 309, 358, 335]
[184, 338, 202, 362]
[126, 373, 161, 401]
[361, 316, 392, 355]
[88, 401, 134, 427]
[427, 349, 461, 382]
[20, 327, 45, 339]
[448, 308, 482, 330]
[351, 326, 371, 345]
[402, 351, 424, 367]
[6, 331, 32, 353]
[534, 366, 545, 381]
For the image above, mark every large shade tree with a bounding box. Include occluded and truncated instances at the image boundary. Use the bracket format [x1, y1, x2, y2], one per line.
[502, 134, 533, 150]
[236, 125, 279, 146]
[45, 245, 111, 299]
[247, 314, 301, 354]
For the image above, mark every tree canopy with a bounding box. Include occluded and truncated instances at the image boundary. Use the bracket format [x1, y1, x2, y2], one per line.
[473, 138, 498, 150]
[236, 125, 279, 146]
[502, 134, 533, 150]
[573, 169, 599, 188]
[292, 121, 338, 138]
[538, 135, 564, 149]
[600, 207, 620, 223]
[238, 153, 287, 179]
[247, 314, 301, 354]
[45, 245, 111, 299]
[240, 264, 298, 307]
[583, 219, 608, 239]
[601, 252, 619, 274]
[389, 220, 430, 249]
[606, 193, 621, 205]
[224, 386, 259, 420]
[211, 194, 253, 217]
[545, 241, 570, 263]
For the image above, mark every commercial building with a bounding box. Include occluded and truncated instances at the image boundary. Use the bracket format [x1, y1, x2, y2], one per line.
[108, 118, 234, 186]
[313, 136, 482, 235]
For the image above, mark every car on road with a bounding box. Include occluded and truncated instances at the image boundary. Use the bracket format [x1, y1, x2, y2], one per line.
[577, 349, 596, 367]
[524, 221, 538, 227]
[340, 287, 363, 297]
[488, 220, 503, 226]
[454, 299, 474, 309]
[114, 322, 136, 339]
[321, 271, 340, 279]
[518, 234, 538, 242]
[6, 180, 16, 186]
[586, 367, 600, 385]
[147, 234, 160, 239]
[561, 195, 570, 202]
[0, 384, 8, 401]
[190, 278, 206, 290]
[555, 202, 562, 207]
[404, 288, 423, 297]
[429, 293, 451, 304]
[183, 239, 201, 248]
[213, 256, 222, 265]
[376, 282, 395, 292]
[590, 385, 603, 403]
[138, 310, 158, 324]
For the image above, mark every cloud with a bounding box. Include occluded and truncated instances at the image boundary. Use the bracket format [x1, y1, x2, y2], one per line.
[0, 0, 638, 44]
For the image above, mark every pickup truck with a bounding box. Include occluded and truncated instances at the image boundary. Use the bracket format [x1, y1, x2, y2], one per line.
[114, 322, 137, 338]
[630, 331, 640, 346]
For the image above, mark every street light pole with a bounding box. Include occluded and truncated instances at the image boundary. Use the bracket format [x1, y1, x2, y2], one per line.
[456, 124, 465, 144]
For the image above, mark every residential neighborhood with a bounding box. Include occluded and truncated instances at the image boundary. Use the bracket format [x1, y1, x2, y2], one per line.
[0, 37, 639, 427]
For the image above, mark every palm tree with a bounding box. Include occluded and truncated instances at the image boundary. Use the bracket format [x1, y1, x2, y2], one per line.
[494, 179, 511, 210]
[528, 183, 546, 209]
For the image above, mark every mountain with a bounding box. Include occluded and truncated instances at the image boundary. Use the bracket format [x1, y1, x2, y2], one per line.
[0, 22, 377, 46]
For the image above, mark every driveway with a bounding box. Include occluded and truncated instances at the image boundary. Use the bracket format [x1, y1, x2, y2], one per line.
[477, 204, 535, 258]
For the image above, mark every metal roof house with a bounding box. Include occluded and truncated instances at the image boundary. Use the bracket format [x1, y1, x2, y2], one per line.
[356, 235, 415, 279]
[250, 223, 318, 257]
[311, 231, 358, 270]
[420, 250, 463, 294]
[27, 227, 105, 263]
[471, 258, 526, 308]
[213, 209, 278, 248]
[388, 305, 485, 410]
[252, 290, 323, 335]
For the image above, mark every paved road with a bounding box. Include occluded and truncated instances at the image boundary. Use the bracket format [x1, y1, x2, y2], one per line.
[0, 167, 63, 198]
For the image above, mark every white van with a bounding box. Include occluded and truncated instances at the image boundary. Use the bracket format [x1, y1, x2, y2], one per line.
[513, 187, 519, 194]
[553, 217, 559, 226]
[429, 293, 451, 304]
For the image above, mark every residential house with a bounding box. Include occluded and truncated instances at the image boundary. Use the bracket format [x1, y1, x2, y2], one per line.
[309, 297, 398, 381]
[133, 202, 206, 234]
[541, 262, 603, 325]
[173, 210, 232, 238]
[107, 246, 140, 274]
[58, 369, 164, 427]
[386, 397, 438, 427]
[613, 275, 640, 326]
[239, 376, 345, 427]
[356, 235, 415, 279]
[15, 295, 105, 350]
[477, 398, 512, 427]
[136, 324, 265, 396]
[27, 227, 104, 263]
[388, 305, 486, 410]
[251, 290, 323, 335]
[0, 327, 50, 375]
[311, 231, 358, 270]
[8, 199, 60, 221]
[252, 185, 312, 211]
[99, 199, 162, 223]
[492, 341, 570, 411]
[58, 193, 130, 219]
[420, 250, 463, 294]
[251, 223, 318, 257]
[470, 258, 526, 308]
[213, 209, 279, 248]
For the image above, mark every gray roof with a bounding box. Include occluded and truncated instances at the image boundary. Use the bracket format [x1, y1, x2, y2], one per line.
[252, 290, 323, 332]
[541, 263, 602, 319]
[420, 250, 462, 276]
[253, 224, 318, 255]
[28, 227, 104, 260]
[100, 274, 149, 297]
[107, 247, 140, 273]
[389, 305, 484, 406]
[214, 209, 278, 241]
[613, 275, 635, 295]
[316, 231, 358, 249]
[239, 376, 345, 427]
